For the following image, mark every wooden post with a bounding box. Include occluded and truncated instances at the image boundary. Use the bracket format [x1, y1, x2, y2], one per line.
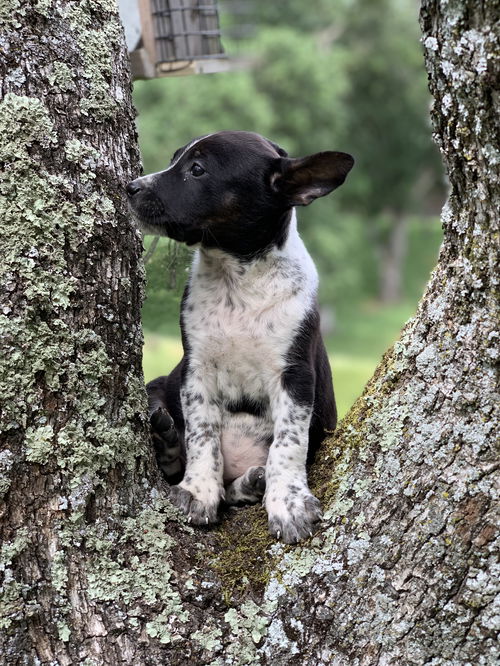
[136, 0, 157, 75]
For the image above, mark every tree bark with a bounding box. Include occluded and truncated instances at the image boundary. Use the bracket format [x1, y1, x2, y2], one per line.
[1, 1, 498, 665]
[0, 0, 156, 661]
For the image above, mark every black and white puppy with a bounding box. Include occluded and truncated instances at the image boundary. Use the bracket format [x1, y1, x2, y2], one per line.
[127, 131, 353, 543]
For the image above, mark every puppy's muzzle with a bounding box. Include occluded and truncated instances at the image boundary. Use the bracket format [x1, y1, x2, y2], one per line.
[126, 179, 142, 197]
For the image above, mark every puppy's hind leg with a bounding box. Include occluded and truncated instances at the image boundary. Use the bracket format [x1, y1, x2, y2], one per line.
[225, 466, 266, 505]
[147, 375, 184, 483]
[150, 407, 183, 481]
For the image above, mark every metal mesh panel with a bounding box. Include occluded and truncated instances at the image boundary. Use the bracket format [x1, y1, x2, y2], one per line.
[151, 0, 225, 63]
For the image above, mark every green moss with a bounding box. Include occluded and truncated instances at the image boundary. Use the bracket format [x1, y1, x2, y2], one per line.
[208, 349, 405, 604]
[311, 344, 405, 513]
[211, 504, 278, 601]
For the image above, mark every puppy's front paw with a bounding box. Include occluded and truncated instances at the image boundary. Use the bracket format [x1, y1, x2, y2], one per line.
[267, 489, 322, 544]
[168, 484, 220, 525]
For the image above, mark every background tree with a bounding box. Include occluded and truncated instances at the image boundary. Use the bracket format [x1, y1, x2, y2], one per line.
[1, 0, 498, 664]
[339, 0, 444, 303]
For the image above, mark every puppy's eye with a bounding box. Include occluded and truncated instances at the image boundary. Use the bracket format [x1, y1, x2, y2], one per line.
[190, 163, 205, 177]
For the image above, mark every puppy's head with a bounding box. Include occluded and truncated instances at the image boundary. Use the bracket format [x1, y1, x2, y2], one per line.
[127, 130, 353, 258]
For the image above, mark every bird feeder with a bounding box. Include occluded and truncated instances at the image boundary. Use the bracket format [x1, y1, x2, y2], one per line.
[119, 0, 228, 79]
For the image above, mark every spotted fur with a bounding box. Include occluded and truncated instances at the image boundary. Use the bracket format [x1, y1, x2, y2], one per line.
[127, 131, 354, 543]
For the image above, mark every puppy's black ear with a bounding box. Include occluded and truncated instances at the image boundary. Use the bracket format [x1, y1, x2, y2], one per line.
[272, 151, 354, 206]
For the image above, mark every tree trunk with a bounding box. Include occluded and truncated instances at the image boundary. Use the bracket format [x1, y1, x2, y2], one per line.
[1, 1, 498, 665]
[0, 0, 156, 660]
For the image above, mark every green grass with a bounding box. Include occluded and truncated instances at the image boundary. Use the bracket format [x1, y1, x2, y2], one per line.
[326, 300, 417, 359]
[141, 237, 188, 338]
[330, 353, 376, 418]
[326, 300, 418, 416]
[143, 332, 183, 382]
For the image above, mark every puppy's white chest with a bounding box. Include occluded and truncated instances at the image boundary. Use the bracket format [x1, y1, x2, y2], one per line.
[184, 224, 318, 400]
[186, 287, 291, 395]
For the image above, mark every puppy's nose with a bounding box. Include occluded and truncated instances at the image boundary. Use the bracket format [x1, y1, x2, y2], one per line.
[126, 180, 142, 197]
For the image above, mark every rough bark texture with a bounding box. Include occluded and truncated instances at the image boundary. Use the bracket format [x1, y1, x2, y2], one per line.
[1, 1, 499, 665]
[0, 0, 156, 661]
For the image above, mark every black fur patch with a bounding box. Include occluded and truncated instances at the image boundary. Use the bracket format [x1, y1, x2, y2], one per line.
[282, 307, 337, 463]
[226, 397, 268, 417]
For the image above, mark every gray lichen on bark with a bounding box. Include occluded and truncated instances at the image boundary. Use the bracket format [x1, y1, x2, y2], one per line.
[0, 0, 498, 664]
[0, 0, 163, 658]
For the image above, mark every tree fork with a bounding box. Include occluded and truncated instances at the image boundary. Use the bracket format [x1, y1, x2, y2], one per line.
[1, 1, 498, 664]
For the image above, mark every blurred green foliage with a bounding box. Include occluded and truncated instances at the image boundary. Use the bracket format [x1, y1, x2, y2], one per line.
[141, 237, 186, 337]
[133, 0, 445, 414]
